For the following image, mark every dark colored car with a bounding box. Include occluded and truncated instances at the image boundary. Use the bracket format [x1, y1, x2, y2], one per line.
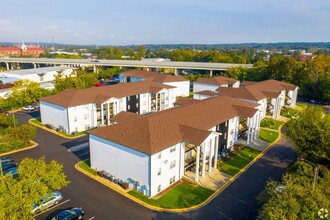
[1, 161, 17, 171]
[52, 207, 84, 220]
[2, 167, 18, 178]
[0, 156, 14, 163]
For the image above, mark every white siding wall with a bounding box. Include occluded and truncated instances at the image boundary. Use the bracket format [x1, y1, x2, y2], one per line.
[139, 93, 150, 114]
[67, 103, 94, 134]
[40, 101, 69, 133]
[232, 81, 240, 88]
[227, 116, 239, 149]
[193, 93, 213, 100]
[164, 81, 190, 97]
[193, 83, 218, 93]
[258, 98, 267, 119]
[150, 143, 181, 197]
[89, 135, 150, 195]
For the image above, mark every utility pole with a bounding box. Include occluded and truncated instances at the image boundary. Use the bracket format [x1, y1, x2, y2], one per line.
[52, 36, 55, 52]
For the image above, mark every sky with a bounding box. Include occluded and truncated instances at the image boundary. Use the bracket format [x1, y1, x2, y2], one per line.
[0, 0, 329, 45]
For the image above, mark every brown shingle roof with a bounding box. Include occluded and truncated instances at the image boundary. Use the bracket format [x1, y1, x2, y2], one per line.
[174, 97, 201, 106]
[89, 95, 258, 155]
[111, 111, 146, 124]
[122, 70, 188, 83]
[195, 76, 239, 86]
[40, 81, 175, 107]
[195, 90, 219, 97]
[180, 125, 212, 146]
[217, 79, 298, 101]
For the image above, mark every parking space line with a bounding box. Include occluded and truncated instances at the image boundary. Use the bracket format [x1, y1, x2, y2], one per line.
[77, 138, 88, 142]
[33, 199, 70, 217]
[77, 152, 89, 157]
[88, 217, 95, 220]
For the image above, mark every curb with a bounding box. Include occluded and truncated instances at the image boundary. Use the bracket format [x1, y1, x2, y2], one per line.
[74, 122, 287, 212]
[0, 140, 38, 156]
[28, 119, 86, 139]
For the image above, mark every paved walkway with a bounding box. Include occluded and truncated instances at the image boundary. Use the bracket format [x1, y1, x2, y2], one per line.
[236, 138, 270, 151]
[184, 168, 231, 191]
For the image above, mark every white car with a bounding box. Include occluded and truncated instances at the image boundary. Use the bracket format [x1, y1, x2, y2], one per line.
[32, 191, 63, 214]
[22, 105, 35, 111]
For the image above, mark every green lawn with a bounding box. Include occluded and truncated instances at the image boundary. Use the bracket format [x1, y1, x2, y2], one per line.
[296, 102, 307, 108]
[259, 128, 279, 143]
[219, 147, 261, 176]
[281, 107, 300, 118]
[77, 159, 97, 176]
[260, 118, 283, 130]
[128, 182, 214, 208]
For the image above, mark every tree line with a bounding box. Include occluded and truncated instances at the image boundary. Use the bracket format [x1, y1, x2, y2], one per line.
[223, 54, 330, 102]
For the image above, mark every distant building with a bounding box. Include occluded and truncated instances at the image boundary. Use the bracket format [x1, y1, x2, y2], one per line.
[0, 42, 44, 58]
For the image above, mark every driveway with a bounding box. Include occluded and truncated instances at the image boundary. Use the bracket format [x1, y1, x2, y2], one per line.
[10, 111, 298, 220]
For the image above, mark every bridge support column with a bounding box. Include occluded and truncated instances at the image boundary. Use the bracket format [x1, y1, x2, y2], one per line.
[174, 68, 178, 75]
[33, 63, 36, 68]
[210, 69, 213, 77]
[93, 65, 97, 73]
[5, 62, 9, 70]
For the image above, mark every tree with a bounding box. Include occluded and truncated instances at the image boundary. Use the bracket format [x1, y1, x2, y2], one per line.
[258, 161, 330, 220]
[10, 124, 37, 144]
[0, 157, 70, 219]
[286, 106, 330, 163]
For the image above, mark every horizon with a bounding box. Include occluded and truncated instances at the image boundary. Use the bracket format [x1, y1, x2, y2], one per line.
[1, 0, 329, 45]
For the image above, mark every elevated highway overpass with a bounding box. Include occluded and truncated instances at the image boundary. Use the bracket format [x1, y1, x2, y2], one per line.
[0, 58, 252, 75]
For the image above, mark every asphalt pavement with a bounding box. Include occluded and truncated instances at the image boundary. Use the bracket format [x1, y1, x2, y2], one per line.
[9, 110, 298, 220]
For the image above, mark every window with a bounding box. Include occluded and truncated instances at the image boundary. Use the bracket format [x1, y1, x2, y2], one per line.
[84, 114, 89, 120]
[170, 160, 176, 169]
[136, 95, 138, 98]
[136, 103, 138, 107]
[85, 124, 90, 130]
[143, 110, 146, 114]
[170, 146, 176, 153]
[158, 153, 161, 159]
[74, 116, 77, 122]
[128, 105, 130, 110]
[143, 101, 147, 106]
[158, 168, 161, 176]
[157, 185, 161, 192]
[127, 97, 130, 101]
[169, 176, 175, 184]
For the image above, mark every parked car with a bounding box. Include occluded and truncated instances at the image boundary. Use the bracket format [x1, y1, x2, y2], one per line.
[1, 161, 17, 171]
[0, 156, 14, 163]
[2, 167, 18, 178]
[32, 191, 63, 214]
[51, 207, 84, 220]
[29, 103, 39, 109]
[22, 105, 35, 111]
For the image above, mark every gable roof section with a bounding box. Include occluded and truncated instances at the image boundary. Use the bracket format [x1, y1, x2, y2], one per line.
[122, 70, 188, 83]
[40, 81, 175, 107]
[217, 79, 297, 101]
[89, 95, 258, 155]
[195, 76, 239, 86]
[180, 125, 212, 146]
[111, 111, 146, 124]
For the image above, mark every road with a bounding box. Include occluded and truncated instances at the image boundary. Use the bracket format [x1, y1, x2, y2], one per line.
[10, 111, 298, 220]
